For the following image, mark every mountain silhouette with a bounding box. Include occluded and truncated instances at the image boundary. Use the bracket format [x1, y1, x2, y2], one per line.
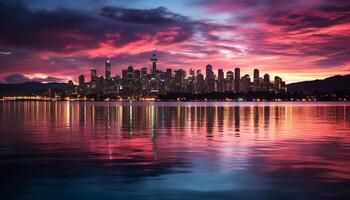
[287, 74, 350, 94]
[0, 82, 70, 97]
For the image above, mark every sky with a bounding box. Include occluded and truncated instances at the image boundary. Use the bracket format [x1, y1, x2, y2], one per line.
[0, 0, 349, 84]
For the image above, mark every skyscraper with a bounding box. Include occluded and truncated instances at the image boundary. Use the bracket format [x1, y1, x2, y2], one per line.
[226, 71, 234, 92]
[253, 68, 260, 91]
[217, 69, 225, 93]
[263, 73, 270, 91]
[166, 68, 172, 80]
[206, 64, 215, 92]
[127, 66, 134, 87]
[141, 67, 147, 78]
[241, 74, 251, 93]
[134, 69, 141, 94]
[196, 70, 205, 93]
[254, 69, 259, 82]
[263, 73, 270, 83]
[234, 68, 240, 92]
[78, 74, 85, 91]
[90, 68, 97, 89]
[174, 69, 186, 92]
[105, 60, 111, 81]
[150, 50, 158, 76]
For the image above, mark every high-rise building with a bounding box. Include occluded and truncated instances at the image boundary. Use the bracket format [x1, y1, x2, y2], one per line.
[127, 66, 134, 86]
[78, 74, 85, 91]
[263, 73, 270, 91]
[263, 73, 270, 83]
[206, 64, 215, 92]
[150, 50, 158, 76]
[253, 68, 260, 92]
[217, 69, 225, 93]
[166, 68, 172, 80]
[241, 74, 251, 93]
[196, 70, 205, 93]
[96, 76, 104, 91]
[90, 68, 97, 89]
[274, 76, 286, 93]
[254, 69, 259, 82]
[134, 69, 141, 94]
[141, 67, 147, 76]
[174, 69, 186, 92]
[226, 71, 234, 92]
[234, 68, 240, 92]
[122, 69, 128, 89]
[105, 60, 111, 81]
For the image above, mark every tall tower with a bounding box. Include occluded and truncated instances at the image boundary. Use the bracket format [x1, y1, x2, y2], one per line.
[234, 68, 240, 92]
[254, 69, 259, 83]
[206, 64, 215, 92]
[90, 68, 97, 89]
[150, 50, 158, 76]
[105, 60, 111, 81]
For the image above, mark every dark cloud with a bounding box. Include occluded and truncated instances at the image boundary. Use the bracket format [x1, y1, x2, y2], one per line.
[100, 6, 188, 24]
[0, 1, 197, 53]
[267, 7, 350, 32]
[4, 73, 63, 84]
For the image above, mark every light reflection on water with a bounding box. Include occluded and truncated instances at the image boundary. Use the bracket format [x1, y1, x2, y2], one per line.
[0, 101, 349, 199]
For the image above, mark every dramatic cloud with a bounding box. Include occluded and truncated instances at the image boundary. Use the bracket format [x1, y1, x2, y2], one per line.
[0, 0, 349, 83]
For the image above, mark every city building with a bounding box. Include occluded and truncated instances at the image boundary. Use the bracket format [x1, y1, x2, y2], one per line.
[206, 64, 215, 93]
[151, 50, 158, 76]
[105, 60, 111, 81]
[234, 68, 240, 92]
[226, 71, 234, 92]
[90, 68, 97, 89]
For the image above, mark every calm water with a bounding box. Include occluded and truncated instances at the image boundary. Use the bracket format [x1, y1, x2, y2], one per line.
[0, 101, 349, 200]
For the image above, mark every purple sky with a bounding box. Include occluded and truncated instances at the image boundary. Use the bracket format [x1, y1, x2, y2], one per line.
[0, 0, 349, 83]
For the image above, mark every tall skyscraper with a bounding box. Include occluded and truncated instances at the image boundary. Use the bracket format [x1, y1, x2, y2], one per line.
[226, 71, 234, 92]
[105, 60, 111, 81]
[90, 68, 97, 89]
[217, 69, 225, 93]
[134, 69, 141, 94]
[78, 74, 85, 91]
[196, 70, 205, 93]
[234, 68, 240, 92]
[206, 64, 215, 92]
[253, 68, 260, 91]
[127, 66, 134, 86]
[150, 50, 158, 76]
[174, 69, 186, 92]
[122, 69, 128, 89]
[263, 73, 270, 91]
[254, 69, 259, 82]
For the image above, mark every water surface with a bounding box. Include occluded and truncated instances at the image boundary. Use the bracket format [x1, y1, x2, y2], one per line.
[0, 101, 349, 199]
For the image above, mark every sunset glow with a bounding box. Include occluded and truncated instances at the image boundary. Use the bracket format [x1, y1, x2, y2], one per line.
[0, 0, 349, 83]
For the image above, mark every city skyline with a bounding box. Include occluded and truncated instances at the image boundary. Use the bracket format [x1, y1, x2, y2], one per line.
[1, 0, 349, 84]
[71, 50, 286, 98]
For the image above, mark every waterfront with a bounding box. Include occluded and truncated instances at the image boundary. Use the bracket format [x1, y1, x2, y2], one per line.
[0, 101, 349, 199]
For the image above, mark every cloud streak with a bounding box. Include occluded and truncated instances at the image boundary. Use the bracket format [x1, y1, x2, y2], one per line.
[0, 0, 349, 83]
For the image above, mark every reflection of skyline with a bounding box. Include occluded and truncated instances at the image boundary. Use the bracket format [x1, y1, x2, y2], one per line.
[2, 101, 350, 155]
[0, 101, 350, 198]
[2, 101, 350, 139]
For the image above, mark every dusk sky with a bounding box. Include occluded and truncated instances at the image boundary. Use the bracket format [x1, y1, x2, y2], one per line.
[0, 0, 349, 84]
